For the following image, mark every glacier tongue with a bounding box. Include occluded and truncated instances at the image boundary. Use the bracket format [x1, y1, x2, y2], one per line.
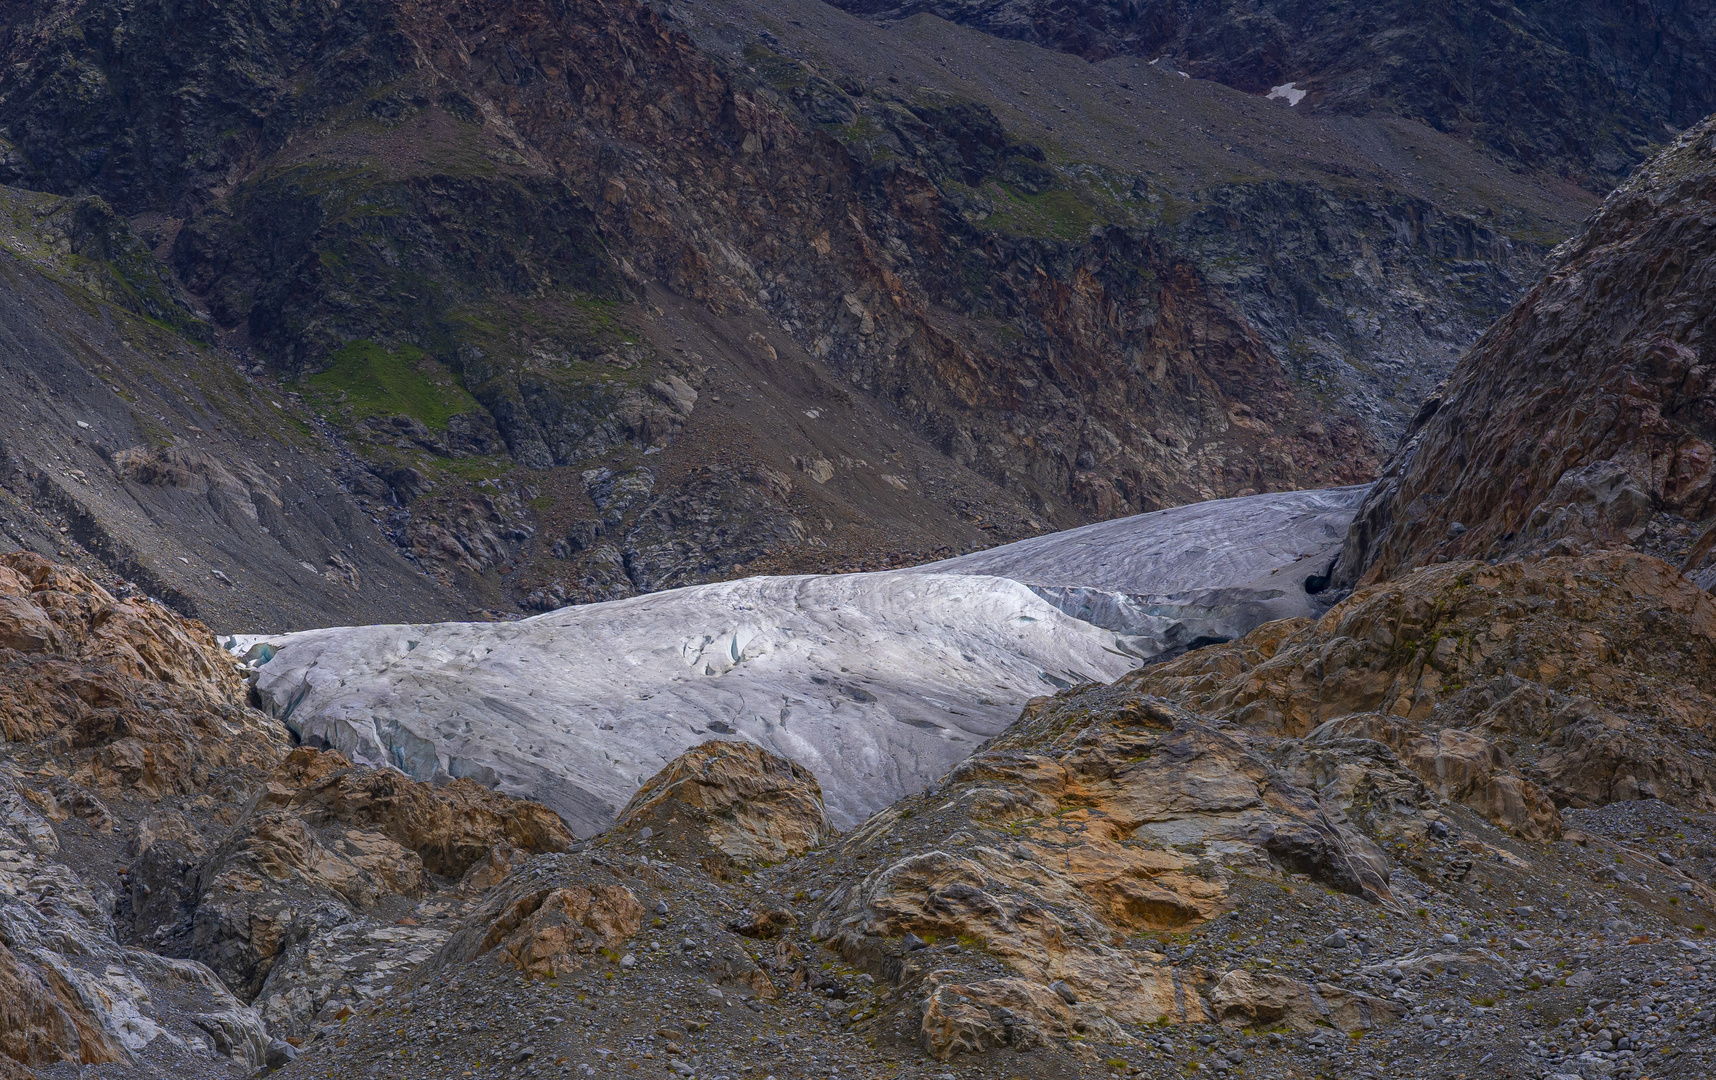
[235, 573, 1138, 835]
[231, 485, 1367, 834]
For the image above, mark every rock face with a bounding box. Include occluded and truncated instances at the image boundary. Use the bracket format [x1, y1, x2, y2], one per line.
[812, 686, 1396, 1057]
[0, 551, 286, 794]
[824, 0, 1716, 189]
[1337, 115, 1716, 588]
[182, 747, 574, 1003]
[1133, 552, 1716, 828]
[0, 553, 283, 1076]
[236, 486, 1366, 836]
[0, 551, 590, 1075]
[615, 741, 833, 869]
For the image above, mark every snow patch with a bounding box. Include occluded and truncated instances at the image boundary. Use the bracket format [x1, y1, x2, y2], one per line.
[1268, 82, 1307, 106]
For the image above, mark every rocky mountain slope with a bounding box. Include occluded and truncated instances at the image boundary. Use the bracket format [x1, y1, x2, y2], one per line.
[824, 0, 1716, 189]
[0, 0, 1596, 623]
[1334, 112, 1716, 590]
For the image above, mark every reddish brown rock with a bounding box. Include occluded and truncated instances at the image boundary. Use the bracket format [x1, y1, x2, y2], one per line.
[186, 748, 576, 999]
[0, 938, 121, 1069]
[1336, 116, 1716, 586]
[262, 747, 574, 878]
[433, 864, 644, 981]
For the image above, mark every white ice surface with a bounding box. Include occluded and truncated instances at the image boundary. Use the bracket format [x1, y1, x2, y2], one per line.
[231, 486, 1367, 835]
[234, 574, 1138, 835]
[1267, 82, 1307, 106]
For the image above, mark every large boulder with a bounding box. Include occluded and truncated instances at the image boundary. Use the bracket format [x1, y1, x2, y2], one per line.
[614, 740, 833, 869]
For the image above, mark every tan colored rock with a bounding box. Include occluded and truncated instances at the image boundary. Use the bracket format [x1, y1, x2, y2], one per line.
[435, 869, 644, 981]
[484, 885, 645, 979]
[918, 974, 1122, 1060]
[1209, 970, 1326, 1031]
[186, 748, 574, 999]
[0, 938, 120, 1069]
[615, 740, 831, 866]
[1309, 716, 1562, 840]
[1132, 553, 1716, 812]
[818, 686, 1393, 1047]
[0, 552, 285, 798]
[263, 747, 574, 878]
[1209, 969, 1402, 1033]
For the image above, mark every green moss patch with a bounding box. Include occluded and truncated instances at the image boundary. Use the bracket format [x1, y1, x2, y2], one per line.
[304, 340, 478, 429]
[980, 182, 1102, 241]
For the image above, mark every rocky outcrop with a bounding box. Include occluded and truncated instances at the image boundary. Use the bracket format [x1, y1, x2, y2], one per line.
[0, 551, 286, 794]
[1133, 552, 1716, 821]
[2, 770, 271, 1076]
[614, 740, 832, 869]
[432, 860, 645, 982]
[1209, 969, 1400, 1033]
[812, 686, 1396, 1049]
[1336, 115, 1716, 587]
[181, 747, 573, 1003]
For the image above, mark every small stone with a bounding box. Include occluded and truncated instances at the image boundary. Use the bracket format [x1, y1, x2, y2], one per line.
[640, 826, 654, 840]
[266, 1040, 300, 1069]
[670, 1060, 696, 1077]
[1441, 933, 1461, 945]
[1049, 979, 1078, 1004]
[1657, 851, 1676, 865]
[1323, 930, 1348, 950]
[619, 953, 637, 969]
[655, 900, 671, 915]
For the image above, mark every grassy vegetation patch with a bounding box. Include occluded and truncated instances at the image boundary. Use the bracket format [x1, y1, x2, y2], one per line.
[304, 340, 478, 429]
[980, 182, 1102, 241]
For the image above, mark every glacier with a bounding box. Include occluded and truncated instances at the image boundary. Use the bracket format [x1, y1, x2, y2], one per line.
[231, 485, 1367, 834]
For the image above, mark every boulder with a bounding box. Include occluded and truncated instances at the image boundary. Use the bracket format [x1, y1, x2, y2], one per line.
[432, 858, 644, 981]
[918, 975, 1124, 1060]
[615, 740, 832, 867]
[1210, 969, 1402, 1033]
